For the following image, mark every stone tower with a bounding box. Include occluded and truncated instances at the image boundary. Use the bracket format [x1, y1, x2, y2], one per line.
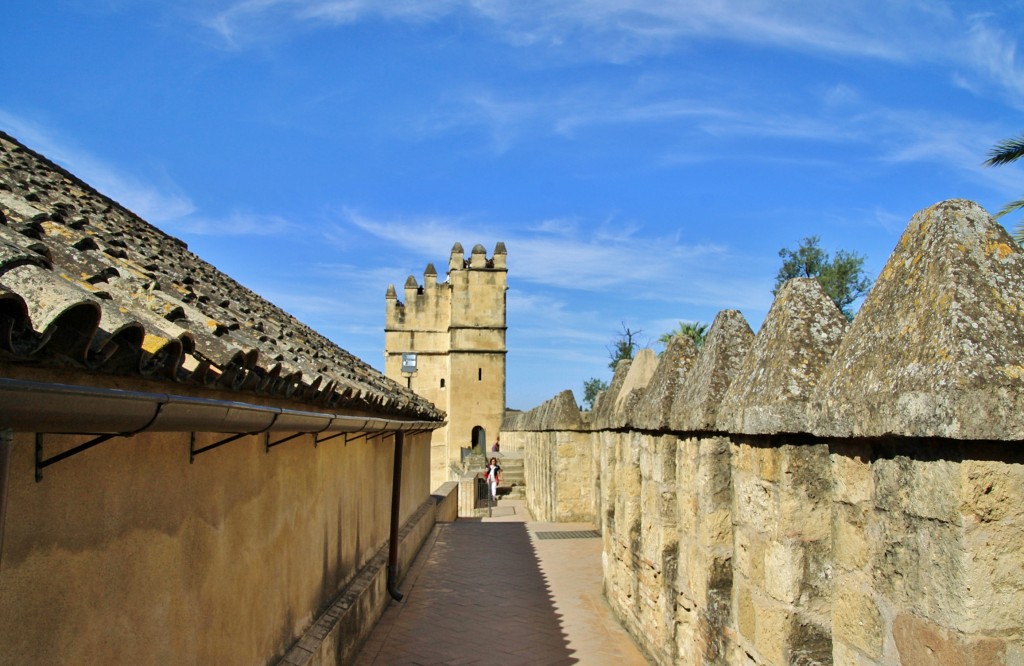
[385, 242, 507, 488]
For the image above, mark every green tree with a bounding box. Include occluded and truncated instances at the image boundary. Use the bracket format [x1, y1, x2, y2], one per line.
[582, 377, 609, 410]
[774, 236, 870, 321]
[658, 321, 709, 351]
[983, 133, 1024, 243]
[607, 322, 642, 369]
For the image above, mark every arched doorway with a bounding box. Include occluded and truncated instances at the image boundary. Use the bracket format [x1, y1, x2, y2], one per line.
[471, 426, 486, 453]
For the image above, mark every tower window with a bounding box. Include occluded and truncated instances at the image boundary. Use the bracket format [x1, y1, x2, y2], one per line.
[478, 368, 482, 381]
[440, 378, 446, 389]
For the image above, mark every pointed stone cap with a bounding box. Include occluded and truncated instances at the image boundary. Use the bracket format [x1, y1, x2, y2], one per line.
[591, 358, 633, 429]
[385, 284, 397, 299]
[424, 263, 437, 276]
[612, 348, 659, 428]
[404, 275, 418, 289]
[520, 389, 584, 430]
[669, 310, 754, 431]
[630, 334, 700, 431]
[493, 242, 507, 269]
[719, 279, 848, 434]
[811, 199, 1024, 439]
[449, 242, 465, 271]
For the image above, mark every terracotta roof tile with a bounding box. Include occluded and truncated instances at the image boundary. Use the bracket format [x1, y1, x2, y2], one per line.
[0, 130, 442, 421]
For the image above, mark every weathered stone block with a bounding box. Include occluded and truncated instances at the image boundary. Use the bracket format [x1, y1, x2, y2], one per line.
[833, 585, 883, 660]
[734, 528, 766, 588]
[658, 489, 677, 525]
[874, 454, 959, 523]
[801, 538, 834, 616]
[676, 542, 697, 599]
[674, 600, 700, 665]
[831, 443, 873, 506]
[833, 503, 871, 571]
[658, 435, 678, 484]
[697, 438, 733, 509]
[778, 480, 830, 543]
[894, 612, 1006, 666]
[961, 458, 1024, 524]
[753, 597, 794, 665]
[736, 581, 756, 642]
[687, 549, 730, 605]
[764, 540, 804, 604]
[699, 507, 732, 551]
[790, 619, 833, 666]
[732, 470, 778, 535]
[874, 511, 965, 628]
[963, 521, 1024, 634]
[833, 640, 880, 666]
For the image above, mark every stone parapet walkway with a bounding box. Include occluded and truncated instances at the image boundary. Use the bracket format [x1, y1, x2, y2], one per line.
[354, 499, 648, 665]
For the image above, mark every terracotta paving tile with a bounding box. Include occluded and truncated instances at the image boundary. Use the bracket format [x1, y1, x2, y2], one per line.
[353, 499, 648, 666]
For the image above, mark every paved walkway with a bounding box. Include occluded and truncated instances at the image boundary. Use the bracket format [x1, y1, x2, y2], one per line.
[354, 499, 649, 665]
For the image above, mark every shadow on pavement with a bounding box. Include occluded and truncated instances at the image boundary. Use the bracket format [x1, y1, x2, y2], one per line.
[356, 521, 577, 665]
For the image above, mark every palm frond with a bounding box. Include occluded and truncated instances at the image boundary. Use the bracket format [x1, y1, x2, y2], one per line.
[994, 198, 1024, 219]
[984, 135, 1024, 166]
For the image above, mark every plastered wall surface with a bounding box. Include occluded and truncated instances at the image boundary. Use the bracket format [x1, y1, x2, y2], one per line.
[0, 422, 433, 665]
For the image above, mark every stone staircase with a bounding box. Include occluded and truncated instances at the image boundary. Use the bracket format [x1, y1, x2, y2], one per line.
[460, 451, 526, 501]
[496, 452, 525, 499]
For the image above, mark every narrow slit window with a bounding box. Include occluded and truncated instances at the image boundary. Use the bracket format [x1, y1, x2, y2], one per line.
[440, 378, 446, 388]
[478, 368, 482, 381]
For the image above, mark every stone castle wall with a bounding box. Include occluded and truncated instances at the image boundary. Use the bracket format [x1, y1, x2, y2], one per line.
[501, 200, 1024, 664]
[501, 391, 597, 522]
[385, 243, 508, 489]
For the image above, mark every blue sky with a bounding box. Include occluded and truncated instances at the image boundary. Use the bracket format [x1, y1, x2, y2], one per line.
[3, 1, 1024, 409]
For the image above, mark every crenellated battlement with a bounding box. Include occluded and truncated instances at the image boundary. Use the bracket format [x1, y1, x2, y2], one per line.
[500, 200, 1024, 665]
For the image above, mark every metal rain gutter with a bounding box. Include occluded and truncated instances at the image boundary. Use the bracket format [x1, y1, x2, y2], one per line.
[0, 378, 442, 436]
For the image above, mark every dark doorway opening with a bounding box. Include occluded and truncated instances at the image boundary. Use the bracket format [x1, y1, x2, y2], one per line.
[471, 426, 486, 453]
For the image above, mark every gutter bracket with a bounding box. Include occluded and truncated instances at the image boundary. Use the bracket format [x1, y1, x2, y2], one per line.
[35, 402, 166, 482]
[314, 431, 346, 445]
[266, 431, 305, 451]
[267, 417, 334, 452]
[190, 431, 248, 461]
[191, 413, 281, 462]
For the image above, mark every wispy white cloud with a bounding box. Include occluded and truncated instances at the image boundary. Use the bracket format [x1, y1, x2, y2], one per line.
[202, 1, 1011, 71]
[199, 0, 1024, 116]
[421, 77, 996, 189]
[204, 0, 461, 48]
[337, 206, 729, 292]
[959, 14, 1024, 104]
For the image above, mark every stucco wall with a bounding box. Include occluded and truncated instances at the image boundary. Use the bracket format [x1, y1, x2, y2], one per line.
[504, 201, 1024, 664]
[0, 425, 435, 665]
